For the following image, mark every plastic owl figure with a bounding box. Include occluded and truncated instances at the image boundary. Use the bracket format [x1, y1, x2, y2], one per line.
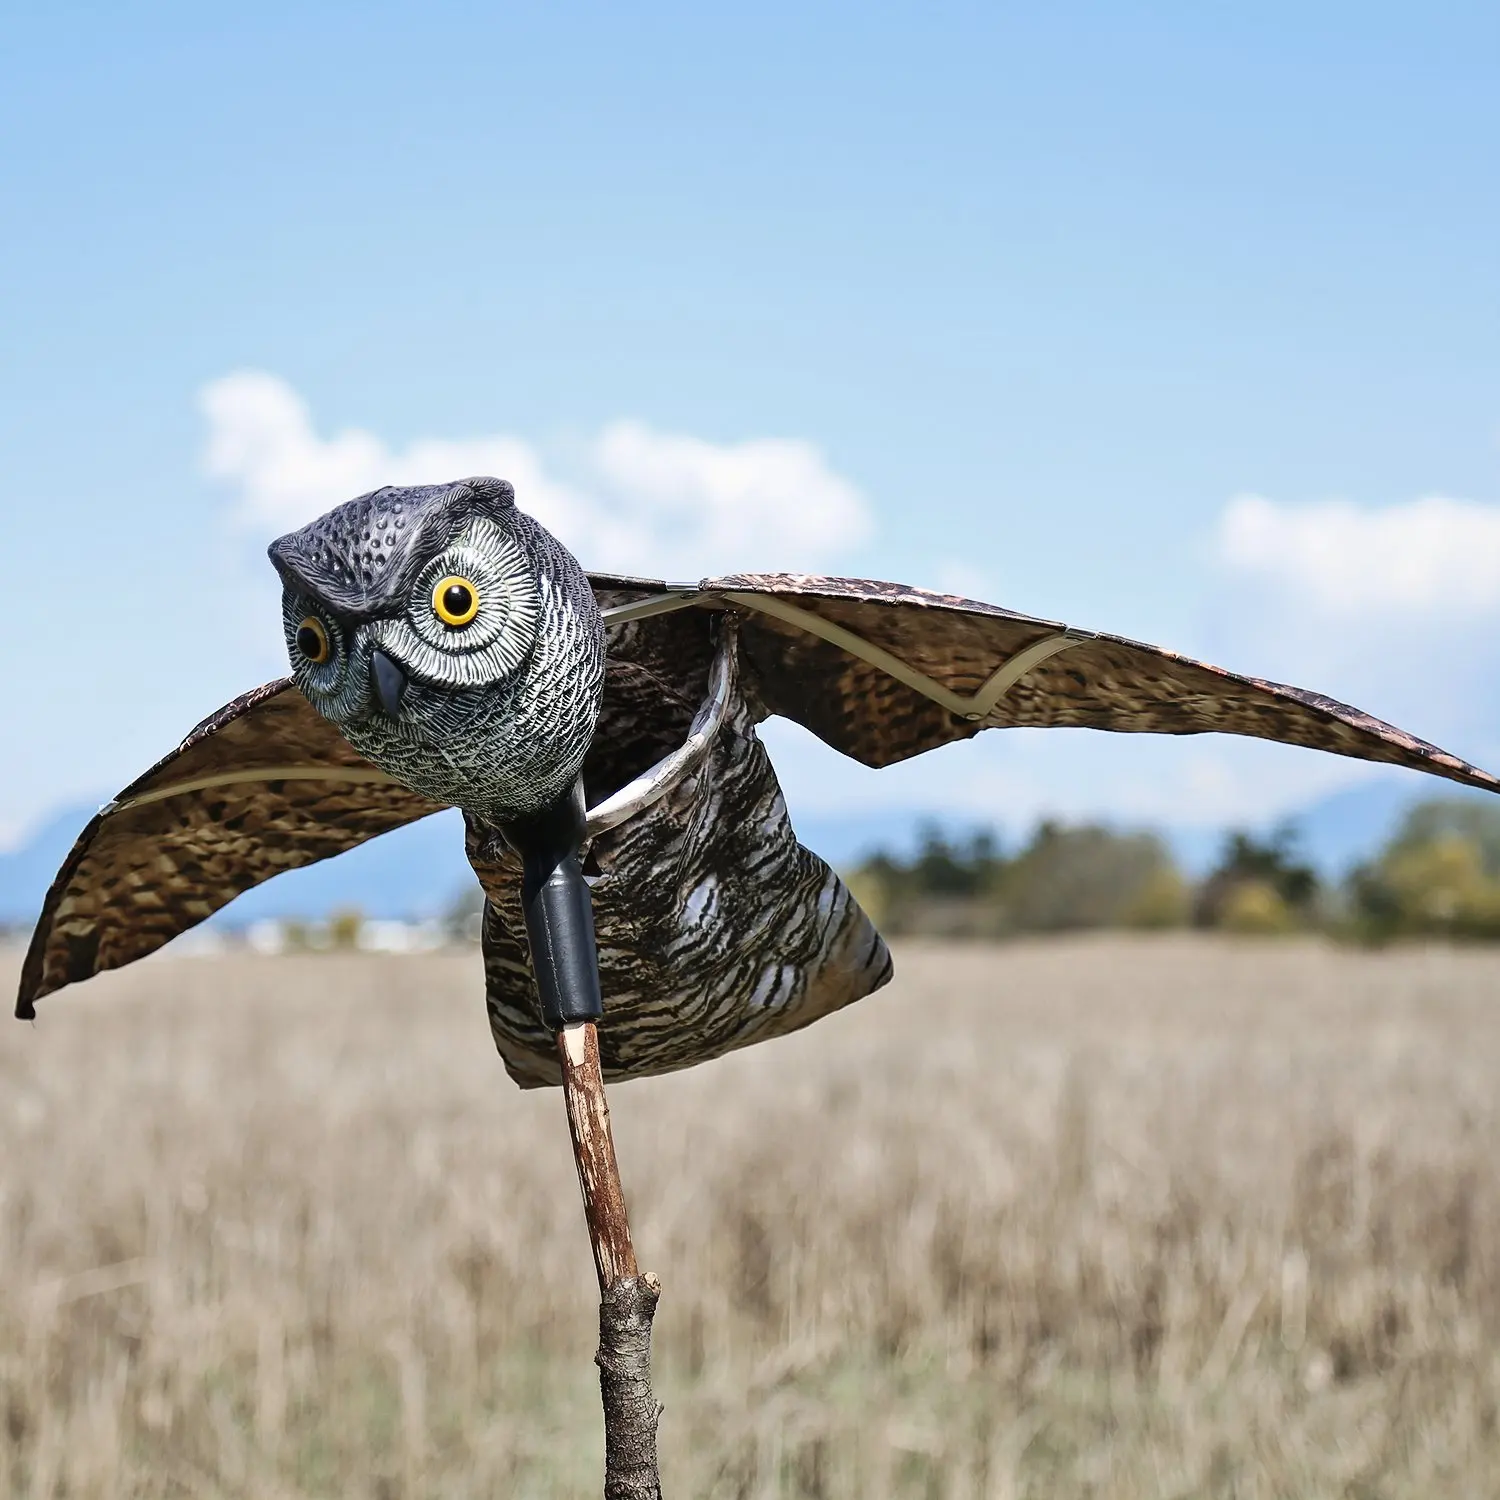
[19, 477, 1500, 1086]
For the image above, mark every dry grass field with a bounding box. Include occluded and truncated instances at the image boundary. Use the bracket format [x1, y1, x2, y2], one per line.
[1, 935, 1498, 1498]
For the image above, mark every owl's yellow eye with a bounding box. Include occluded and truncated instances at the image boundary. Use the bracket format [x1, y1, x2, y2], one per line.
[296, 616, 330, 664]
[432, 575, 480, 627]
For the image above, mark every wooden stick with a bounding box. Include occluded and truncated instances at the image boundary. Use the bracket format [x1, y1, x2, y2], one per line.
[558, 1023, 664, 1499]
[559, 1022, 638, 1288]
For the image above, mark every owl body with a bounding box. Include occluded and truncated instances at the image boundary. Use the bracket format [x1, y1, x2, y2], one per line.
[268, 478, 605, 825]
[470, 600, 894, 1086]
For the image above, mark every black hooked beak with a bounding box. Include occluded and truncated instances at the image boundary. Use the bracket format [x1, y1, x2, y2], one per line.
[370, 649, 408, 717]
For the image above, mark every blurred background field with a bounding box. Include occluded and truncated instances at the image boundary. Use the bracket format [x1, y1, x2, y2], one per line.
[3, 936, 1498, 1498]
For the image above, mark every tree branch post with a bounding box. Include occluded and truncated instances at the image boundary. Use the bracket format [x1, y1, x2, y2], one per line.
[559, 1022, 663, 1499]
[508, 784, 664, 1498]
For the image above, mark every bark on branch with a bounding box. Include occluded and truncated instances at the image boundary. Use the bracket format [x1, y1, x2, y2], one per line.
[558, 1023, 663, 1498]
[598, 1274, 663, 1500]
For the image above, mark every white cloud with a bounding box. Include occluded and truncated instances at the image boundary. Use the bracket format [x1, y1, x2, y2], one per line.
[200, 371, 872, 579]
[1218, 492, 1500, 616]
[591, 421, 868, 574]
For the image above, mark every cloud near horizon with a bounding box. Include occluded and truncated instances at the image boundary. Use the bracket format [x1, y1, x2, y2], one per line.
[1217, 492, 1500, 617]
[201, 372, 873, 579]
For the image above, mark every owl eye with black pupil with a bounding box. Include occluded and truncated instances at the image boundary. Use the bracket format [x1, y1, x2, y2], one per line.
[432, 575, 480, 627]
[296, 616, 330, 664]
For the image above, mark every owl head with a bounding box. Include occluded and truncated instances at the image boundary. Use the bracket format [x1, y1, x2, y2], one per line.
[268, 477, 606, 824]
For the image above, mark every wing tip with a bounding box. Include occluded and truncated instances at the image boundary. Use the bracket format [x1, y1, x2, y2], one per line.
[14, 929, 43, 1019]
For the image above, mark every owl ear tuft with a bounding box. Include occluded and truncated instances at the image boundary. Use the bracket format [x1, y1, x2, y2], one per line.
[458, 476, 516, 512]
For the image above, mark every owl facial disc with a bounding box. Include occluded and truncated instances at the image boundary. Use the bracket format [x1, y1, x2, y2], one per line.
[268, 476, 607, 822]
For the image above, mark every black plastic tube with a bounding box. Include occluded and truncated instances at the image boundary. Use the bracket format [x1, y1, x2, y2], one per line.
[505, 780, 603, 1030]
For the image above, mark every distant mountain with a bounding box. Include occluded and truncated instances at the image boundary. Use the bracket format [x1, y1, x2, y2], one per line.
[216, 809, 476, 924]
[1273, 779, 1463, 876]
[2, 775, 1493, 932]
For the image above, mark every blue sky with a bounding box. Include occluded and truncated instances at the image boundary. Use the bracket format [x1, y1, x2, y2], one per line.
[4, 2, 1499, 847]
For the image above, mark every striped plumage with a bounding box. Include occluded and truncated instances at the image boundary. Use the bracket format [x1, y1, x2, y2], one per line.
[471, 608, 891, 1087]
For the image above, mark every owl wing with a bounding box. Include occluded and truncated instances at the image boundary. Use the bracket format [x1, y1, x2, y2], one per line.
[16, 681, 444, 1017]
[589, 573, 1500, 793]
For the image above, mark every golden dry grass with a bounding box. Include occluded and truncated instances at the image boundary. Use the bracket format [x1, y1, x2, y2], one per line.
[2, 935, 1499, 1497]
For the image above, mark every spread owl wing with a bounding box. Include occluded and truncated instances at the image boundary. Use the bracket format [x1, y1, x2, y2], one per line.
[590, 573, 1500, 793]
[16, 681, 444, 1017]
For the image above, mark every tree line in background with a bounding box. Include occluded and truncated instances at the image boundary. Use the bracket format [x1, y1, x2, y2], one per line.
[844, 798, 1500, 943]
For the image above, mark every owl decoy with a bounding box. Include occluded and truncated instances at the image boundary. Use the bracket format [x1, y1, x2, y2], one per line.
[18, 476, 1500, 1086]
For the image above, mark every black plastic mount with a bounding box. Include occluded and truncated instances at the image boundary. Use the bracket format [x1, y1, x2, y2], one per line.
[504, 780, 604, 1032]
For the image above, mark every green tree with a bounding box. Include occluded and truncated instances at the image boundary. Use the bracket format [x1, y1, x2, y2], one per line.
[851, 825, 1009, 935]
[1348, 798, 1500, 942]
[327, 907, 364, 950]
[997, 822, 1184, 932]
[1195, 825, 1319, 931]
[1386, 798, 1500, 874]
[850, 820, 1186, 937]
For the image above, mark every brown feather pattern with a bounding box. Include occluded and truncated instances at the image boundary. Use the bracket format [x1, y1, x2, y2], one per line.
[17, 688, 442, 1015]
[708, 574, 1500, 790]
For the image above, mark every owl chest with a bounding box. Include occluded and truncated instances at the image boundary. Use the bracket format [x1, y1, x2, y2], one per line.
[467, 704, 893, 1090]
[343, 676, 592, 821]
